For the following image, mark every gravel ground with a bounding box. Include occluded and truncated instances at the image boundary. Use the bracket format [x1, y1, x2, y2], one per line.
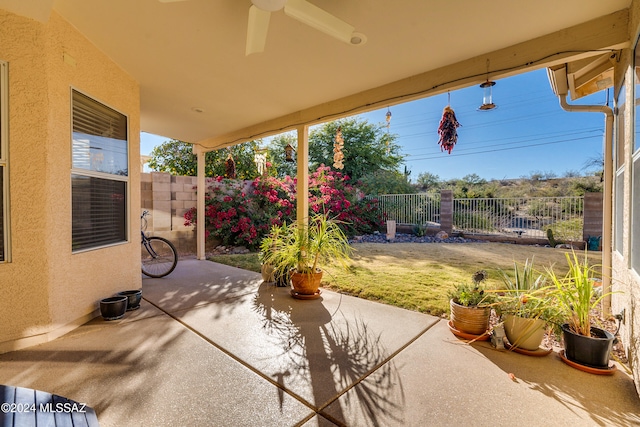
[350, 232, 486, 244]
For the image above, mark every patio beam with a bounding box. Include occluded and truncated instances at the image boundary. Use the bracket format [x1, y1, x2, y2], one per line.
[194, 9, 629, 150]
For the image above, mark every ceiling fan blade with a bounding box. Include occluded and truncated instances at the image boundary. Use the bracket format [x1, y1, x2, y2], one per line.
[246, 5, 272, 55]
[284, 0, 354, 44]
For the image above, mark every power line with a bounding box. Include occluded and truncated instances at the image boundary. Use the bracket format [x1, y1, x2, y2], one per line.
[406, 135, 601, 161]
[404, 128, 603, 155]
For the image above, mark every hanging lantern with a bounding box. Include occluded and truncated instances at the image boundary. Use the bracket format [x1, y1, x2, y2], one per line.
[254, 148, 267, 175]
[479, 80, 496, 111]
[333, 127, 344, 170]
[284, 143, 295, 162]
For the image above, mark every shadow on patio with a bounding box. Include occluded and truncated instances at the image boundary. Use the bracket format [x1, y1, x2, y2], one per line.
[0, 259, 638, 426]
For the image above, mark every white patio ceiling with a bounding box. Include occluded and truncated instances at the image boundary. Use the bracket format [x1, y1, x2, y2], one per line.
[1, 0, 631, 150]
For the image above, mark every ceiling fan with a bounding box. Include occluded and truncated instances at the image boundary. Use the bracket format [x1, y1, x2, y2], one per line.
[160, 0, 364, 56]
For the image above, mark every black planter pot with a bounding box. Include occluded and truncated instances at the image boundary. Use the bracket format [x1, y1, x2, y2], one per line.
[117, 290, 142, 311]
[100, 296, 128, 321]
[562, 323, 615, 368]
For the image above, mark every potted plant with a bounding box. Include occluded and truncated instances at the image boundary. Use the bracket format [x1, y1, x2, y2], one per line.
[260, 213, 352, 298]
[547, 251, 616, 369]
[495, 259, 561, 351]
[259, 227, 280, 284]
[448, 271, 496, 337]
[259, 229, 292, 287]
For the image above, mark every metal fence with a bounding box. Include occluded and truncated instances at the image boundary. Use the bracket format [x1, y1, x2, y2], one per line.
[453, 196, 583, 240]
[370, 193, 584, 241]
[372, 193, 441, 225]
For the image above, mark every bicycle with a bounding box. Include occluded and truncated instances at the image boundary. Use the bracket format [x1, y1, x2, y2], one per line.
[141, 210, 178, 278]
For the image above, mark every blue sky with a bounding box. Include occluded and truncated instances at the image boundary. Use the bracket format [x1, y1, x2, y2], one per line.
[141, 68, 607, 181]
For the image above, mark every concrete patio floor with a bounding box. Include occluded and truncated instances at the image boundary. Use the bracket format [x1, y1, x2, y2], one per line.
[1, 259, 639, 426]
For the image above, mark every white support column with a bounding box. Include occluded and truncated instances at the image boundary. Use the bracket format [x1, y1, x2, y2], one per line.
[296, 125, 309, 228]
[195, 145, 206, 260]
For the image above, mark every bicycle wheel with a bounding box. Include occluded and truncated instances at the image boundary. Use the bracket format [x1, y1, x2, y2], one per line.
[141, 236, 178, 278]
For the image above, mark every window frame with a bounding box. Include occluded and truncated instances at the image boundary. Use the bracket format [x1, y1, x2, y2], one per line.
[70, 88, 129, 253]
[0, 60, 9, 263]
[632, 41, 640, 273]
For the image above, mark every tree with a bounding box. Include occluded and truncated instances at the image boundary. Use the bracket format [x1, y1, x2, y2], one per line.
[416, 172, 441, 191]
[308, 118, 404, 182]
[266, 133, 298, 178]
[147, 139, 261, 178]
[451, 174, 490, 198]
[460, 173, 487, 186]
[357, 169, 416, 195]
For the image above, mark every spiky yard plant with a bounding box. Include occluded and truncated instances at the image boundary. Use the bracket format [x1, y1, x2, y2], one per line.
[497, 258, 560, 321]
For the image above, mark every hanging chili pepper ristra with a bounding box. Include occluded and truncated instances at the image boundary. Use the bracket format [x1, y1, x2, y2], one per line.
[333, 126, 345, 170]
[437, 105, 461, 154]
[225, 151, 236, 179]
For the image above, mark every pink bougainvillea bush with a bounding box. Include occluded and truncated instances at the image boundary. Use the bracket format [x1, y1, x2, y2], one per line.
[184, 165, 384, 249]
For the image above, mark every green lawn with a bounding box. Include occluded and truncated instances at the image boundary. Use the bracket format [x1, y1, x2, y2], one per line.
[208, 242, 601, 317]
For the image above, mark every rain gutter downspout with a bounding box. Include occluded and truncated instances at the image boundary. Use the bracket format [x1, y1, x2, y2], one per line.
[559, 94, 614, 314]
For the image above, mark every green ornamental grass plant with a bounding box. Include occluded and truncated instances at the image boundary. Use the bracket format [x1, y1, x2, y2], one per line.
[260, 213, 353, 277]
[546, 250, 608, 337]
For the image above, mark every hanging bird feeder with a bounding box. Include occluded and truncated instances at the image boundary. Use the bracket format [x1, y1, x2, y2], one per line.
[284, 143, 295, 162]
[479, 80, 497, 111]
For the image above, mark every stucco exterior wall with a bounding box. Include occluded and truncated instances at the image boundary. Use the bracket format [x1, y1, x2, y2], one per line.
[610, 0, 640, 397]
[0, 10, 141, 352]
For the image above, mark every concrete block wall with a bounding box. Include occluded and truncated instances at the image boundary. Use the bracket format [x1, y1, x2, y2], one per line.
[141, 172, 201, 254]
[583, 192, 604, 243]
[440, 190, 454, 234]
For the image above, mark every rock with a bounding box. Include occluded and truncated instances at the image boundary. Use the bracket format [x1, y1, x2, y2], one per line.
[556, 243, 576, 249]
[349, 232, 483, 244]
[435, 231, 449, 239]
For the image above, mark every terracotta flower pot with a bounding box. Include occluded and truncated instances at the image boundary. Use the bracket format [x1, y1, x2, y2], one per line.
[290, 269, 323, 295]
[449, 299, 491, 336]
[503, 314, 546, 351]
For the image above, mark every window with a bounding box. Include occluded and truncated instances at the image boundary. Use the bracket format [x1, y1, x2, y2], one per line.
[632, 44, 640, 272]
[616, 80, 626, 170]
[615, 169, 625, 254]
[71, 90, 128, 252]
[632, 153, 640, 270]
[0, 61, 7, 262]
